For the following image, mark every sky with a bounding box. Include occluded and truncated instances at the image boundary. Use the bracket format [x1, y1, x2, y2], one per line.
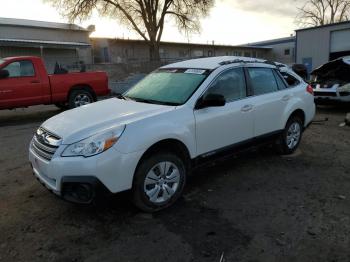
[0, 0, 303, 45]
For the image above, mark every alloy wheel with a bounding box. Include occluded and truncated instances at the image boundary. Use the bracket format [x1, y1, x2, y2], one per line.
[143, 161, 180, 204]
[286, 122, 301, 149]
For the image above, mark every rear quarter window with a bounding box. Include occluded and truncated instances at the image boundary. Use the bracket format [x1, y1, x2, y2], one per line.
[281, 72, 300, 87]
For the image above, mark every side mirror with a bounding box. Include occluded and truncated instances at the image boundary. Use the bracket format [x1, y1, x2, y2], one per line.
[195, 93, 226, 109]
[0, 69, 9, 79]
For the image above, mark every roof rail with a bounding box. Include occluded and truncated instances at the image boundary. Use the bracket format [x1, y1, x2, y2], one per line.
[218, 59, 286, 68]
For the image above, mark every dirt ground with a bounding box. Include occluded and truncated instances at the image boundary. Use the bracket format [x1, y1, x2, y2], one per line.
[0, 103, 349, 262]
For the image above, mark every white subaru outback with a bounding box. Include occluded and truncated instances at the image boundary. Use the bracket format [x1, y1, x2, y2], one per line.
[29, 56, 315, 212]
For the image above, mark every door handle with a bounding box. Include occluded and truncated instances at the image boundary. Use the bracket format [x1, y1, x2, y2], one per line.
[241, 104, 253, 112]
[282, 95, 291, 101]
[30, 80, 40, 84]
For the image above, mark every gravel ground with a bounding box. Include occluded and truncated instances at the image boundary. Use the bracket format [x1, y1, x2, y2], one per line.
[0, 103, 349, 262]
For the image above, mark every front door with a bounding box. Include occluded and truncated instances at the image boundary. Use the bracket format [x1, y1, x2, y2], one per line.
[194, 67, 254, 156]
[0, 60, 43, 109]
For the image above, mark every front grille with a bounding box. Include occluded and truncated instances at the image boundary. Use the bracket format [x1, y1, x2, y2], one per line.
[314, 91, 337, 97]
[31, 128, 61, 161]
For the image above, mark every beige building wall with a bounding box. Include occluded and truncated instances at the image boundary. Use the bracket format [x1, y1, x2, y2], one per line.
[91, 38, 272, 64]
[296, 22, 350, 71]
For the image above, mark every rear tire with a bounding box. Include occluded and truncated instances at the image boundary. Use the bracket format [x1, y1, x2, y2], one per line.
[276, 116, 303, 155]
[132, 152, 187, 212]
[68, 89, 94, 109]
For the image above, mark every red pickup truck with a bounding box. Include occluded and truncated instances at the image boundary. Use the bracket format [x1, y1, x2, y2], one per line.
[0, 56, 110, 110]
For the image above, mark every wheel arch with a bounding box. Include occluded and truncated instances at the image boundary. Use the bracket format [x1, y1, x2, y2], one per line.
[68, 84, 97, 101]
[285, 109, 306, 128]
[135, 139, 192, 177]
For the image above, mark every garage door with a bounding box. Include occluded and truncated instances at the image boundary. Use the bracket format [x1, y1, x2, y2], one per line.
[330, 29, 350, 53]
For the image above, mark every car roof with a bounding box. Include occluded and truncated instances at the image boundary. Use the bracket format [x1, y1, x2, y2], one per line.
[161, 56, 277, 70]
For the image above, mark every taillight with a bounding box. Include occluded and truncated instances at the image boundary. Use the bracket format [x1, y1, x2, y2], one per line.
[306, 85, 314, 95]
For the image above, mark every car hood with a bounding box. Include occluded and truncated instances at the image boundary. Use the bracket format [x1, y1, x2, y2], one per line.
[312, 56, 350, 83]
[42, 98, 174, 144]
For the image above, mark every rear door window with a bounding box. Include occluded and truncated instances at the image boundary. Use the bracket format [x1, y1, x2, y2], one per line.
[247, 68, 279, 95]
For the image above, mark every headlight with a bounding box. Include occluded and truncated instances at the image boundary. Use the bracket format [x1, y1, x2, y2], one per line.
[61, 125, 125, 157]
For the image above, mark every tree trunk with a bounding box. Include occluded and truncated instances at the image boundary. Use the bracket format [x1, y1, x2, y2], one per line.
[149, 42, 160, 61]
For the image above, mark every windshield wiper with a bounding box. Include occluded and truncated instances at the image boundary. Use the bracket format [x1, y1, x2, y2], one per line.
[116, 94, 139, 102]
[115, 93, 127, 100]
[130, 97, 179, 106]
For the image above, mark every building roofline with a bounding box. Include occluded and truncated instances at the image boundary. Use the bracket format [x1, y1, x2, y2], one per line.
[91, 37, 272, 50]
[0, 38, 91, 47]
[296, 20, 350, 32]
[246, 36, 295, 47]
[0, 17, 90, 32]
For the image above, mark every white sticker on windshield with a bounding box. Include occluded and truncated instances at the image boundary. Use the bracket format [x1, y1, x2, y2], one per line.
[184, 69, 206, 75]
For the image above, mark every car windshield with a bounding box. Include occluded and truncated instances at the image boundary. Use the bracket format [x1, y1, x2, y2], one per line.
[0, 59, 4, 66]
[124, 69, 209, 106]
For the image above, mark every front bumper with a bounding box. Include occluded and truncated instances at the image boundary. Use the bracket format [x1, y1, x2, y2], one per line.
[29, 140, 144, 202]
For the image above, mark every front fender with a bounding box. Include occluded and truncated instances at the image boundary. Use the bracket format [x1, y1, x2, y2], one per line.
[114, 106, 196, 158]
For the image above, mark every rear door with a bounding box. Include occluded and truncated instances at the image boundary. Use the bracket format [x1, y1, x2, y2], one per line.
[0, 60, 43, 108]
[245, 67, 290, 137]
[194, 67, 254, 155]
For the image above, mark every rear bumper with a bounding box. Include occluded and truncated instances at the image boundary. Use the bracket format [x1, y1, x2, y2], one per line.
[96, 88, 111, 97]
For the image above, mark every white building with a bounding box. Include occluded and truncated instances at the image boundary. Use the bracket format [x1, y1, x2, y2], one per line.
[0, 17, 94, 73]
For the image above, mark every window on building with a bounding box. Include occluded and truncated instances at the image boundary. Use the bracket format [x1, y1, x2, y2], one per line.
[208, 50, 213, 57]
[244, 51, 251, 57]
[193, 50, 204, 57]
[3, 60, 35, 77]
[159, 48, 167, 59]
[284, 49, 290, 56]
[103, 47, 110, 63]
[247, 68, 279, 95]
[206, 67, 247, 103]
[179, 50, 188, 57]
[252, 51, 257, 58]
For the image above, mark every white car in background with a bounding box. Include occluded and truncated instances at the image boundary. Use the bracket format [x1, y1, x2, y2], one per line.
[311, 56, 350, 103]
[29, 56, 315, 212]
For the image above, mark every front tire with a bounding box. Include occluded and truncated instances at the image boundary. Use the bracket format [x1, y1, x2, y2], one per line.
[276, 116, 303, 155]
[68, 89, 94, 109]
[132, 153, 187, 212]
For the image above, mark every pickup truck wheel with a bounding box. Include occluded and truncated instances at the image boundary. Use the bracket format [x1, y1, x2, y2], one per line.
[68, 89, 94, 109]
[276, 116, 303, 155]
[132, 153, 186, 212]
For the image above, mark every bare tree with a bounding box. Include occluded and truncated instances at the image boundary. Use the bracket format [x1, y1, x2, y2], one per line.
[46, 0, 214, 61]
[297, 0, 350, 26]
